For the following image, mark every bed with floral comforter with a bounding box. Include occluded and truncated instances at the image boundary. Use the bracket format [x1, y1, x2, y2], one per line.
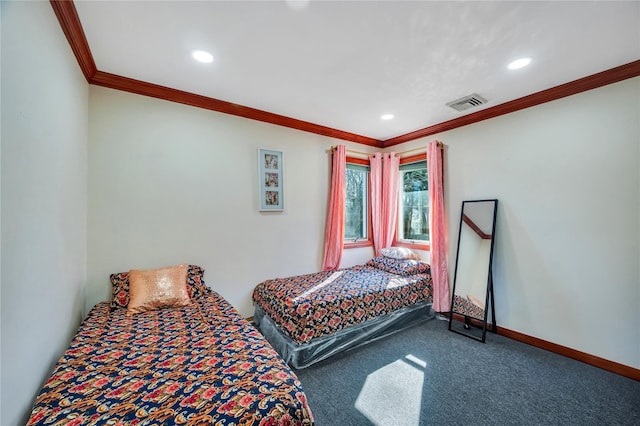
[252, 255, 434, 368]
[452, 294, 486, 320]
[28, 287, 313, 425]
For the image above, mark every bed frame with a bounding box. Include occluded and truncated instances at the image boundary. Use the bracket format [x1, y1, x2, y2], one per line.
[254, 302, 434, 369]
[252, 260, 435, 369]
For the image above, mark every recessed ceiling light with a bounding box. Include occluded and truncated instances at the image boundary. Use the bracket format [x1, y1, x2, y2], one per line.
[508, 57, 531, 70]
[192, 50, 214, 63]
[286, 0, 310, 10]
[381, 114, 394, 120]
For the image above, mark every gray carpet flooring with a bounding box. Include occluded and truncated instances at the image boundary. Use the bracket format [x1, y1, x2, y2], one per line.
[292, 317, 640, 426]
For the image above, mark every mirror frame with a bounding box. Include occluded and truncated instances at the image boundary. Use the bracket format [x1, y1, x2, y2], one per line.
[448, 199, 498, 343]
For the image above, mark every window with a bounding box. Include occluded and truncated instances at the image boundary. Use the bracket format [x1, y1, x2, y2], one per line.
[398, 161, 429, 244]
[344, 163, 369, 242]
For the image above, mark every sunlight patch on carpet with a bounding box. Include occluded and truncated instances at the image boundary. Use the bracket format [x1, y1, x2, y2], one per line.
[354, 354, 425, 425]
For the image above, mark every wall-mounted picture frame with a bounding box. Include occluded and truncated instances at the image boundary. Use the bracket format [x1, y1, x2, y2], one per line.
[258, 148, 284, 211]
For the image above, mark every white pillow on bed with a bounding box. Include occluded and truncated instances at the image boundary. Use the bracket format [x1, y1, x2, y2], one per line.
[366, 256, 431, 276]
[380, 247, 421, 260]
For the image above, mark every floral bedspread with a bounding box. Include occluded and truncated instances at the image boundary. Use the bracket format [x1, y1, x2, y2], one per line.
[452, 294, 485, 320]
[28, 289, 313, 425]
[252, 265, 432, 344]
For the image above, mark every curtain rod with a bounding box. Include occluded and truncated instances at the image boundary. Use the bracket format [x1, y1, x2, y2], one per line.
[329, 141, 443, 157]
[327, 147, 372, 157]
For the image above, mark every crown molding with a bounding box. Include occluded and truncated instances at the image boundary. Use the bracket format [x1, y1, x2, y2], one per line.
[90, 70, 381, 147]
[49, 0, 381, 147]
[50, 0, 96, 82]
[51, 0, 639, 149]
[384, 60, 640, 147]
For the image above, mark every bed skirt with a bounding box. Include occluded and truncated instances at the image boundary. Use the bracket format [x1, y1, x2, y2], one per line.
[253, 302, 435, 369]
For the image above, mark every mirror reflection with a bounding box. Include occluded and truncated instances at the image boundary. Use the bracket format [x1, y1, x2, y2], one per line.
[449, 199, 498, 342]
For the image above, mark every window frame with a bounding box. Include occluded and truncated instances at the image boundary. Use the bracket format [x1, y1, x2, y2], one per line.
[394, 155, 430, 251]
[344, 157, 373, 249]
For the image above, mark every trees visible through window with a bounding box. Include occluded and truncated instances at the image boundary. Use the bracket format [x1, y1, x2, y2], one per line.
[345, 164, 368, 241]
[398, 162, 429, 243]
[342, 158, 428, 247]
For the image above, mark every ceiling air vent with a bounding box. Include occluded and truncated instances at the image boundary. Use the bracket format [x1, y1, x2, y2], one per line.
[446, 93, 488, 112]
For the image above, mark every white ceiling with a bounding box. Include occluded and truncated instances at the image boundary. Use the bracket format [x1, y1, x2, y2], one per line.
[74, 0, 640, 141]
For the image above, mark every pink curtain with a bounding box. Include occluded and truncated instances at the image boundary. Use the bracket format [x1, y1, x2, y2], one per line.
[381, 153, 400, 252]
[322, 145, 346, 271]
[369, 153, 382, 255]
[427, 141, 450, 312]
[370, 153, 399, 256]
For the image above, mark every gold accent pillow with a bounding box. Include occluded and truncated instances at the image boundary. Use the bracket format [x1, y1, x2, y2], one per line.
[128, 264, 190, 314]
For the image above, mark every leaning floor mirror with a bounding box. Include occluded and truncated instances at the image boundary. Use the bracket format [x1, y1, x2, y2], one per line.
[448, 199, 498, 342]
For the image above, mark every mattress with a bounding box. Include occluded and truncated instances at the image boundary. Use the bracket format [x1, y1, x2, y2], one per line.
[28, 289, 313, 425]
[252, 263, 434, 368]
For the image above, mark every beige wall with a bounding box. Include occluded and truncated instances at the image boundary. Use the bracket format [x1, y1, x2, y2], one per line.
[1, 4, 638, 424]
[393, 77, 640, 369]
[88, 77, 640, 370]
[1, 1, 89, 424]
[87, 86, 376, 317]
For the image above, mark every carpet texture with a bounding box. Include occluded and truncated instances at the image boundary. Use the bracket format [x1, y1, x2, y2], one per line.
[293, 318, 639, 426]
